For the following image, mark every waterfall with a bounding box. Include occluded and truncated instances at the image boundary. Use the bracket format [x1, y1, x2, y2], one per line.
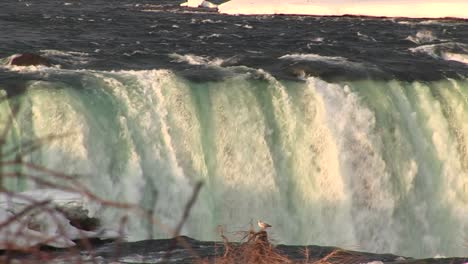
[1, 68, 467, 257]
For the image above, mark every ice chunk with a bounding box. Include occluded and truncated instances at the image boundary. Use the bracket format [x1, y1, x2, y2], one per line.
[180, 0, 203, 7]
[200, 1, 217, 8]
[442, 52, 468, 64]
[180, 0, 217, 9]
[0, 189, 120, 249]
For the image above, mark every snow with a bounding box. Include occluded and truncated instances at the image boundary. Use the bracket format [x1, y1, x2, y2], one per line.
[441, 52, 468, 64]
[180, 0, 204, 8]
[217, 0, 468, 19]
[0, 189, 120, 249]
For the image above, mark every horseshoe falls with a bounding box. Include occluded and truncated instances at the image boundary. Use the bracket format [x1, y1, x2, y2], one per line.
[0, 0, 467, 259]
[1, 69, 466, 257]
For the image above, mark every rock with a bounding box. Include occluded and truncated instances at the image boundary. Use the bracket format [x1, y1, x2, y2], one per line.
[8, 53, 51, 66]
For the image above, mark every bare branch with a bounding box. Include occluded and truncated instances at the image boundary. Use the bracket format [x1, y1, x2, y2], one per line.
[173, 181, 203, 237]
[1, 133, 75, 159]
[0, 200, 50, 230]
[163, 181, 204, 262]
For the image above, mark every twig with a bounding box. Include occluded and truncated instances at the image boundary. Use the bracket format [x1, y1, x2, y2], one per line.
[1, 133, 74, 159]
[0, 200, 50, 230]
[162, 181, 203, 262]
[0, 104, 19, 142]
[173, 181, 203, 236]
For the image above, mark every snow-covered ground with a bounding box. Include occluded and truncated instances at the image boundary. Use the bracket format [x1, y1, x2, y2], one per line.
[217, 0, 468, 18]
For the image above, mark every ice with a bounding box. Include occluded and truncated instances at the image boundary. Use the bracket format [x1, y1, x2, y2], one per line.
[0, 189, 120, 249]
[441, 52, 468, 64]
[180, 0, 217, 9]
[200, 1, 217, 8]
[218, 0, 468, 19]
[180, 0, 204, 7]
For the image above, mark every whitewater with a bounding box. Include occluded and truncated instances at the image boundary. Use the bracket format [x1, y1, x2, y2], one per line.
[0, 0, 467, 259]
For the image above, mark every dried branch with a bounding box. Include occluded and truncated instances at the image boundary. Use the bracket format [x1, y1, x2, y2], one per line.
[0, 103, 19, 142]
[1, 133, 75, 159]
[173, 181, 203, 236]
[0, 200, 50, 231]
[162, 181, 204, 262]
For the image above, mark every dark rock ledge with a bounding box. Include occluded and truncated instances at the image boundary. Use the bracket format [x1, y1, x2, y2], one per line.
[1, 236, 466, 264]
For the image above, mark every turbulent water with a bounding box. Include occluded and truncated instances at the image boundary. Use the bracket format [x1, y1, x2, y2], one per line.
[0, 0, 467, 259]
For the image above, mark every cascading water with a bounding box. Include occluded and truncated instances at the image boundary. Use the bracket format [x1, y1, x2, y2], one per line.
[1, 67, 466, 257]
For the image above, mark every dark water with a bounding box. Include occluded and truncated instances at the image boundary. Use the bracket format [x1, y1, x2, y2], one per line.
[1, 0, 467, 81]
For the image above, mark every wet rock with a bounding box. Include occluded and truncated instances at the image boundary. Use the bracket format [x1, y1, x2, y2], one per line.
[8, 53, 51, 66]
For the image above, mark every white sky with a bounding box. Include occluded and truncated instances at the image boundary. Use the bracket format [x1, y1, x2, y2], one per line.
[218, 0, 468, 18]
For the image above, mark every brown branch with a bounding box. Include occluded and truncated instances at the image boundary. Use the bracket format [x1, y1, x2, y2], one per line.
[162, 181, 204, 262]
[1, 190, 73, 247]
[0, 161, 79, 182]
[0, 200, 50, 230]
[1, 171, 142, 210]
[110, 216, 128, 263]
[0, 189, 104, 263]
[1, 171, 171, 238]
[173, 181, 203, 236]
[0, 103, 19, 142]
[1, 133, 74, 159]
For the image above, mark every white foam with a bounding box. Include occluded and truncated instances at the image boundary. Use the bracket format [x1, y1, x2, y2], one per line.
[310, 78, 397, 253]
[169, 53, 224, 66]
[398, 19, 466, 26]
[218, 0, 468, 18]
[357, 32, 376, 42]
[406, 30, 437, 44]
[280, 53, 349, 63]
[40, 49, 91, 65]
[410, 44, 439, 57]
[279, 53, 365, 69]
[409, 43, 468, 65]
[199, 33, 221, 39]
[1, 62, 53, 72]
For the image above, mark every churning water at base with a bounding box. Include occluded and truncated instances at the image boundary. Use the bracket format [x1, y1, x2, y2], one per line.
[1, 67, 467, 257]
